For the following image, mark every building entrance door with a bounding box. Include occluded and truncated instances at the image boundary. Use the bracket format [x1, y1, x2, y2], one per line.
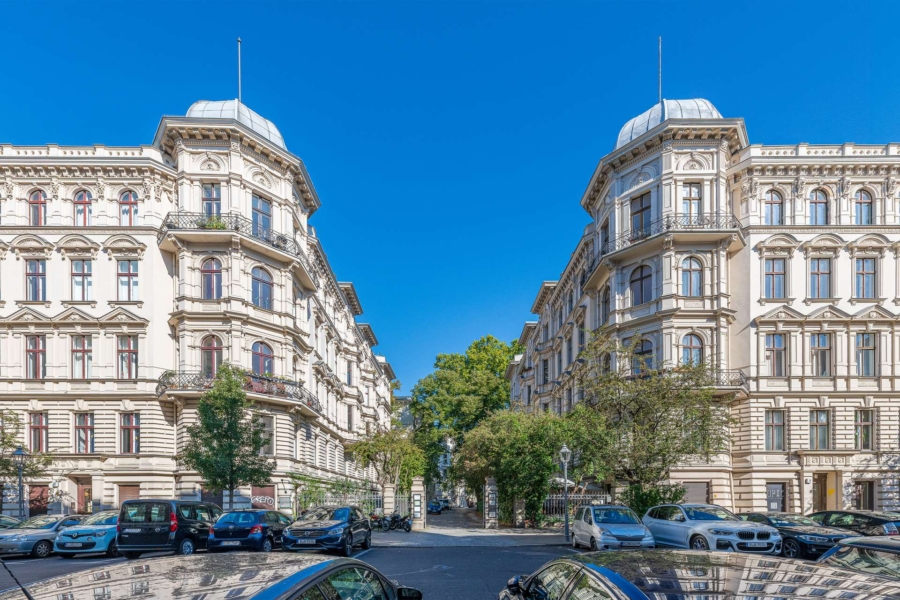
[855, 481, 874, 510]
[766, 483, 786, 512]
[76, 483, 93, 514]
[812, 473, 828, 512]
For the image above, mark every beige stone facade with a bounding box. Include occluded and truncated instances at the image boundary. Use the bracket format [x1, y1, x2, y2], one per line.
[0, 100, 394, 517]
[508, 99, 900, 514]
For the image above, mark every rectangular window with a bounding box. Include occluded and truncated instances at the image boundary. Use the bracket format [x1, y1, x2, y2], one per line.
[810, 333, 831, 377]
[600, 221, 609, 253]
[764, 258, 785, 299]
[855, 258, 876, 299]
[26, 335, 46, 379]
[630, 193, 652, 238]
[202, 183, 221, 217]
[117, 336, 138, 379]
[75, 413, 95, 453]
[347, 405, 354, 431]
[252, 195, 272, 238]
[578, 327, 585, 353]
[856, 333, 876, 377]
[26, 259, 46, 301]
[765, 334, 785, 377]
[526, 386, 532, 405]
[117, 260, 139, 301]
[120, 413, 140, 454]
[259, 415, 274, 456]
[682, 183, 702, 219]
[855, 410, 874, 451]
[70, 260, 93, 301]
[541, 359, 549, 385]
[809, 258, 831, 299]
[30, 412, 48, 452]
[809, 410, 830, 450]
[765, 410, 785, 451]
[71, 335, 92, 379]
[556, 351, 562, 376]
[565, 337, 572, 365]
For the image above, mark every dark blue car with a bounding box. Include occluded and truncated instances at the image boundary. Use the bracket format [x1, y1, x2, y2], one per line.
[207, 509, 293, 553]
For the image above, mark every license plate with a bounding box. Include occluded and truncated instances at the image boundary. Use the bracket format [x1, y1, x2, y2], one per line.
[221, 541, 240, 546]
[296, 539, 316, 545]
[746, 542, 767, 548]
[123, 528, 141, 533]
[620, 541, 641, 547]
[65, 543, 83, 548]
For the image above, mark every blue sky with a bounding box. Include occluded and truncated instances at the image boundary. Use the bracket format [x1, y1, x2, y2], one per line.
[2, 1, 899, 392]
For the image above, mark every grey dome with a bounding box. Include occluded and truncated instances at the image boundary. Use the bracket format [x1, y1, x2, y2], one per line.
[186, 99, 286, 150]
[615, 99, 722, 150]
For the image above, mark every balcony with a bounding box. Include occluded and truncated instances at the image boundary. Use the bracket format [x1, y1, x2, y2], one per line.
[156, 370, 323, 418]
[600, 214, 743, 257]
[157, 212, 319, 289]
[713, 370, 748, 393]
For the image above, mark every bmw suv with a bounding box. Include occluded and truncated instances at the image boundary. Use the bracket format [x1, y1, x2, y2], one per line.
[643, 503, 781, 554]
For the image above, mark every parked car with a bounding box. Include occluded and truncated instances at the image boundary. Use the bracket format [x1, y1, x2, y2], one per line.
[282, 506, 372, 556]
[427, 500, 442, 515]
[207, 509, 293, 553]
[0, 515, 20, 530]
[572, 505, 654, 551]
[0, 514, 84, 558]
[499, 549, 900, 600]
[441, 499, 452, 511]
[0, 552, 422, 600]
[739, 511, 854, 559]
[117, 499, 222, 559]
[818, 536, 900, 579]
[807, 509, 900, 537]
[642, 503, 781, 554]
[54, 510, 120, 558]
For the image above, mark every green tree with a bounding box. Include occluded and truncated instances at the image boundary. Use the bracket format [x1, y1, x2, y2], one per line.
[349, 428, 425, 493]
[182, 364, 275, 508]
[575, 333, 733, 515]
[0, 410, 52, 515]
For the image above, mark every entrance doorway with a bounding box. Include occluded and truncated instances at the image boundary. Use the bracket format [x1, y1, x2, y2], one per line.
[766, 483, 786, 512]
[855, 481, 875, 510]
[683, 482, 711, 504]
[76, 483, 93, 514]
[812, 473, 828, 512]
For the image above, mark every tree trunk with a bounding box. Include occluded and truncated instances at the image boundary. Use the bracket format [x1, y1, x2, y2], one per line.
[229, 486, 235, 511]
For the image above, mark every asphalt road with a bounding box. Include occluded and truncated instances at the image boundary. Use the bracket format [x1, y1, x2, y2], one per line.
[0, 545, 576, 599]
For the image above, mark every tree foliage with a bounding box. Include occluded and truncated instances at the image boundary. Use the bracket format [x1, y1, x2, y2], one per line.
[0, 410, 52, 514]
[348, 428, 425, 493]
[182, 364, 275, 508]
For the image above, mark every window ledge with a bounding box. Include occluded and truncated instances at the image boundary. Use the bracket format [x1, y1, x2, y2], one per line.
[16, 300, 51, 308]
[803, 297, 841, 305]
[849, 297, 886, 305]
[63, 300, 98, 308]
[758, 297, 795, 306]
[108, 301, 144, 308]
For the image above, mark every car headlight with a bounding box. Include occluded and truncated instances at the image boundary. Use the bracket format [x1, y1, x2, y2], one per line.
[709, 529, 734, 536]
[8, 535, 28, 542]
[798, 535, 829, 543]
[327, 527, 344, 536]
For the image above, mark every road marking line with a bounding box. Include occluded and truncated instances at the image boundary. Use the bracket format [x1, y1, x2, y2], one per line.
[354, 549, 372, 559]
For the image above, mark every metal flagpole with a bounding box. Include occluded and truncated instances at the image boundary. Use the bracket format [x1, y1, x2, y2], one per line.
[238, 37, 242, 103]
[658, 36, 662, 103]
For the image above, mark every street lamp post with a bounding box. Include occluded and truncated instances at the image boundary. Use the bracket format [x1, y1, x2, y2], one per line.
[12, 446, 27, 518]
[559, 444, 572, 543]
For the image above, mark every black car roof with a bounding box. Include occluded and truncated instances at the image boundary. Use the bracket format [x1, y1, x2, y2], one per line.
[0, 552, 359, 600]
[811, 509, 900, 519]
[567, 550, 900, 599]
[839, 535, 900, 551]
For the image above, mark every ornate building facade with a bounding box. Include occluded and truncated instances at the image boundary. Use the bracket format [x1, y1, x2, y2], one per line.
[0, 100, 395, 517]
[508, 99, 900, 514]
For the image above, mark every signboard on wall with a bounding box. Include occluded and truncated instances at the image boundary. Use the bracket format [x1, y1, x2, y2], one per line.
[413, 494, 422, 519]
[251, 486, 276, 509]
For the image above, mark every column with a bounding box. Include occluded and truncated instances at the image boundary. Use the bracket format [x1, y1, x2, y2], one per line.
[484, 477, 498, 530]
[383, 483, 396, 516]
[411, 477, 426, 531]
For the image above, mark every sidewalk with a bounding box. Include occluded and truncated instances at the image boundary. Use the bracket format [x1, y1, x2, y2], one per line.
[374, 508, 569, 547]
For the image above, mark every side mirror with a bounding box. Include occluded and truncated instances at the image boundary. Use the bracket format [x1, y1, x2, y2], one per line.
[506, 576, 521, 595]
[397, 588, 423, 599]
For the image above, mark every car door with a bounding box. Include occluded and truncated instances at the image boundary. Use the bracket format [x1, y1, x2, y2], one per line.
[265, 512, 282, 544]
[667, 506, 690, 547]
[643, 508, 665, 545]
[565, 571, 616, 600]
[317, 566, 390, 600]
[193, 504, 214, 546]
[572, 508, 584, 544]
[353, 508, 368, 541]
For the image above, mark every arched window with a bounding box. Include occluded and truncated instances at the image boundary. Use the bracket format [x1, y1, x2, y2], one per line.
[251, 267, 273, 310]
[29, 190, 47, 226]
[73, 190, 92, 226]
[682, 334, 703, 365]
[201, 335, 223, 378]
[201, 258, 222, 300]
[119, 191, 138, 226]
[632, 339, 654, 374]
[855, 190, 873, 225]
[809, 190, 828, 226]
[682, 257, 702, 297]
[600, 286, 611, 325]
[764, 190, 783, 225]
[600, 353, 611, 374]
[252, 341, 274, 375]
[630, 265, 653, 306]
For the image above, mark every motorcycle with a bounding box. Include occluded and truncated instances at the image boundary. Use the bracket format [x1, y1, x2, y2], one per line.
[369, 512, 385, 530]
[381, 511, 412, 532]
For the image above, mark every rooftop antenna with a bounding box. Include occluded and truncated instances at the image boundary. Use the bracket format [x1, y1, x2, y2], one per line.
[238, 37, 243, 103]
[658, 36, 662, 103]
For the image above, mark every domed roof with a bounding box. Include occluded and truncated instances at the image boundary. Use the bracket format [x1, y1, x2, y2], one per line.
[186, 99, 286, 150]
[615, 99, 722, 150]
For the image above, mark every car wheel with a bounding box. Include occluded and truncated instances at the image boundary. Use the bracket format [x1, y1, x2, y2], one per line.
[259, 538, 273, 553]
[589, 537, 598, 551]
[381, 521, 391, 532]
[31, 540, 52, 558]
[106, 540, 120, 558]
[572, 535, 579, 549]
[177, 538, 195, 556]
[361, 531, 372, 550]
[341, 535, 353, 557]
[123, 551, 143, 560]
[690, 535, 709, 550]
[58, 553, 74, 559]
[782, 539, 801, 558]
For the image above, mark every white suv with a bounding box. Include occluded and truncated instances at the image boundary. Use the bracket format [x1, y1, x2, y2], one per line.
[643, 504, 781, 554]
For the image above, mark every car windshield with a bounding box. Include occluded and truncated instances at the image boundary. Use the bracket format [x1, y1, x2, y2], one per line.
[823, 545, 900, 580]
[769, 514, 818, 527]
[685, 507, 739, 521]
[16, 516, 60, 529]
[81, 512, 118, 526]
[299, 507, 350, 522]
[593, 508, 640, 524]
[216, 512, 259, 525]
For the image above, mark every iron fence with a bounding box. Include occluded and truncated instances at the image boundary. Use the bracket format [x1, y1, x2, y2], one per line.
[542, 493, 612, 518]
[156, 370, 323, 414]
[297, 491, 384, 516]
[599, 213, 743, 257]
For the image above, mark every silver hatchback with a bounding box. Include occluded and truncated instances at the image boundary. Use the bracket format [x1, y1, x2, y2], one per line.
[572, 505, 655, 551]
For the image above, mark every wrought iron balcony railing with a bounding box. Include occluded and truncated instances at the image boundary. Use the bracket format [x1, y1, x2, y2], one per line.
[156, 370, 324, 414]
[158, 212, 319, 286]
[600, 213, 743, 257]
[713, 369, 748, 388]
